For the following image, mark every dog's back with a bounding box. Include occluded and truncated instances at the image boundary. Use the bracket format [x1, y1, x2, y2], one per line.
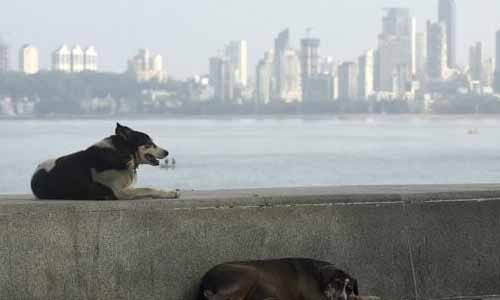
[198, 258, 358, 300]
[31, 150, 110, 200]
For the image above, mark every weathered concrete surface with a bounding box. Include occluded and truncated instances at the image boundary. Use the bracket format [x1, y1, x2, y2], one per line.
[1, 184, 500, 300]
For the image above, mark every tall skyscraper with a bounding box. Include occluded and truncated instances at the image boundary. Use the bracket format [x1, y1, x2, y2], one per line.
[338, 62, 358, 100]
[495, 30, 500, 92]
[225, 40, 248, 87]
[415, 32, 427, 77]
[256, 51, 274, 104]
[19, 44, 39, 74]
[438, 0, 457, 68]
[469, 42, 483, 81]
[496, 30, 500, 72]
[0, 35, 10, 72]
[358, 49, 374, 99]
[377, 8, 416, 92]
[373, 50, 380, 91]
[273, 29, 290, 100]
[427, 21, 448, 80]
[300, 35, 320, 101]
[52, 45, 71, 72]
[209, 56, 234, 102]
[482, 57, 494, 87]
[281, 49, 302, 102]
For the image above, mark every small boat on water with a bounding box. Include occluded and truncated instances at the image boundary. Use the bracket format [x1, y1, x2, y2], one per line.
[160, 157, 176, 169]
[467, 128, 479, 135]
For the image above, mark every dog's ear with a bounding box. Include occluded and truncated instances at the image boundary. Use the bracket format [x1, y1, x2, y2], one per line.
[116, 123, 133, 139]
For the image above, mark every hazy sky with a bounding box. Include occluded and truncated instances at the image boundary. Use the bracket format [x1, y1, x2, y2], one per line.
[2, 0, 499, 78]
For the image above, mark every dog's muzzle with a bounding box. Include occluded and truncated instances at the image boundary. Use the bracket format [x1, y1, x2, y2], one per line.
[142, 146, 169, 166]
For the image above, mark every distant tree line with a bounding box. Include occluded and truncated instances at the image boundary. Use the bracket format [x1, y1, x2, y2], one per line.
[1, 71, 500, 116]
[0, 71, 184, 114]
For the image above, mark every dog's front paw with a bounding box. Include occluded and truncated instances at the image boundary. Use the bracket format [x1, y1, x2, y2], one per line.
[155, 190, 180, 199]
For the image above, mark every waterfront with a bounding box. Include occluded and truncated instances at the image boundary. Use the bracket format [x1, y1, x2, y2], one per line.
[1, 115, 500, 194]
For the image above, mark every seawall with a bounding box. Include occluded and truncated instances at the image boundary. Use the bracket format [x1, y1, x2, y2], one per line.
[1, 185, 500, 300]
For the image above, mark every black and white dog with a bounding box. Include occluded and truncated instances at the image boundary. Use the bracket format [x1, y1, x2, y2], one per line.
[31, 123, 179, 200]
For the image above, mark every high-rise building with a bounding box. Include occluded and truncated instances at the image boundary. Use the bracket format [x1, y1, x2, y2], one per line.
[469, 42, 483, 81]
[358, 49, 375, 99]
[300, 35, 321, 101]
[377, 8, 416, 92]
[71, 45, 84, 73]
[225, 40, 248, 87]
[273, 29, 290, 100]
[482, 57, 494, 87]
[84, 46, 98, 71]
[427, 21, 448, 80]
[209, 55, 234, 102]
[496, 30, 500, 72]
[495, 30, 500, 92]
[281, 49, 302, 102]
[415, 32, 427, 77]
[373, 50, 380, 91]
[52, 45, 71, 72]
[127, 49, 167, 82]
[0, 35, 10, 72]
[300, 37, 320, 79]
[338, 62, 358, 100]
[19, 44, 39, 74]
[438, 0, 457, 68]
[256, 51, 274, 104]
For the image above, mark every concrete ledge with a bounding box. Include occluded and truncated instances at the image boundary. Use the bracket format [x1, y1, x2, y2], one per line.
[1, 185, 500, 300]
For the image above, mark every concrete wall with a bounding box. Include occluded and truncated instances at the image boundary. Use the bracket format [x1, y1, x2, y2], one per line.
[1, 185, 500, 300]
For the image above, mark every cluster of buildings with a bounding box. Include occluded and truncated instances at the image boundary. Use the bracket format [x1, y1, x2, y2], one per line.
[207, 40, 249, 102]
[0, 38, 99, 74]
[126, 48, 167, 82]
[1, 0, 500, 112]
[204, 0, 500, 105]
[51, 45, 98, 72]
[0, 36, 171, 83]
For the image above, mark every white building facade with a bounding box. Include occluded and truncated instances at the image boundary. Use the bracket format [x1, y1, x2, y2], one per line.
[225, 40, 248, 88]
[84, 46, 98, 71]
[52, 45, 71, 72]
[280, 49, 302, 103]
[358, 49, 374, 99]
[71, 45, 84, 72]
[52, 44, 98, 72]
[19, 44, 39, 74]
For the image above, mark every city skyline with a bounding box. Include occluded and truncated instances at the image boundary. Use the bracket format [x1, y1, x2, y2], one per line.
[1, 0, 499, 78]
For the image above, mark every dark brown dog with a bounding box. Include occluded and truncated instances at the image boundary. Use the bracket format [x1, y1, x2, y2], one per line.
[198, 258, 359, 300]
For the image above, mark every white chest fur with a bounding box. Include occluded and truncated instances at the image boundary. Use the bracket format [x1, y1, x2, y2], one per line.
[91, 166, 136, 193]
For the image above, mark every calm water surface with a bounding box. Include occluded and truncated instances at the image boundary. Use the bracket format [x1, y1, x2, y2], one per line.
[1, 116, 500, 194]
